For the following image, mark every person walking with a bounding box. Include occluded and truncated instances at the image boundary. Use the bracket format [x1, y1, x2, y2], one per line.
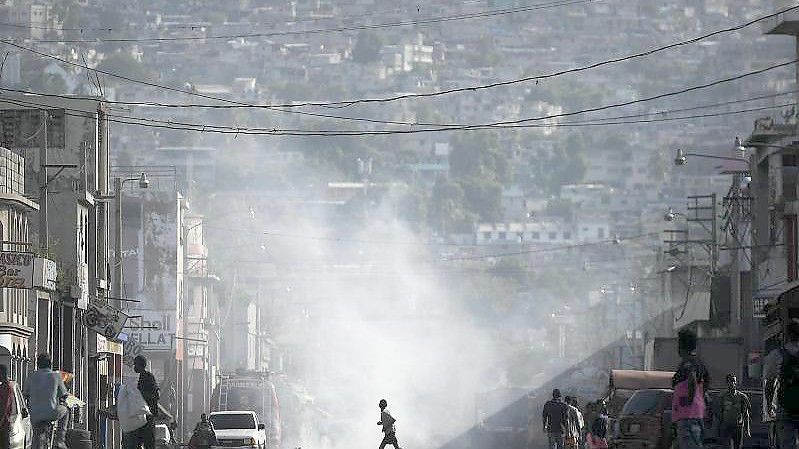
[0, 365, 13, 449]
[377, 399, 401, 449]
[117, 377, 151, 449]
[189, 413, 217, 449]
[764, 318, 799, 449]
[23, 354, 69, 449]
[134, 356, 159, 449]
[672, 329, 710, 449]
[585, 415, 609, 449]
[564, 397, 584, 449]
[714, 374, 750, 449]
[542, 389, 569, 449]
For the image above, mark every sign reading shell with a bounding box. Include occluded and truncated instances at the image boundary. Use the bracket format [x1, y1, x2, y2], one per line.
[0, 252, 34, 289]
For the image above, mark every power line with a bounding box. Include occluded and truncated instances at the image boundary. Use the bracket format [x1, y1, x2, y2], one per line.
[33, 0, 594, 43]
[2, 91, 795, 138]
[3, 83, 797, 132]
[1, 55, 794, 136]
[0, 0, 488, 33]
[439, 233, 659, 261]
[221, 3, 799, 109]
[0, 4, 793, 117]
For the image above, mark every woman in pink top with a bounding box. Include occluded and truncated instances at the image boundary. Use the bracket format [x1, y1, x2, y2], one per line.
[671, 329, 709, 449]
[585, 416, 608, 449]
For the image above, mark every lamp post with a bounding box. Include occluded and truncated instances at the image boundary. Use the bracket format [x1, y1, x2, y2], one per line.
[674, 148, 748, 165]
[97, 173, 149, 307]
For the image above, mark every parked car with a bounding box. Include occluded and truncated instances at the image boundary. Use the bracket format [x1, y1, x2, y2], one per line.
[606, 370, 675, 440]
[209, 411, 267, 449]
[611, 388, 673, 449]
[8, 381, 31, 449]
[703, 389, 768, 449]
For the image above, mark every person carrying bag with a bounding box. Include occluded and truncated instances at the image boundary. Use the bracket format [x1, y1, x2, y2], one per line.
[117, 381, 151, 449]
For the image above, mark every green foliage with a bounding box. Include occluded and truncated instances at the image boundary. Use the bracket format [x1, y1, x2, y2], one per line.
[352, 31, 384, 64]
[460, 177, 503, 222]
[529, 136, 587, 195]
[449, 133, 509, 183]
[546, 198, 574, 221]
[425, 133, 510, 227]
[28, 72, 68, 94]
[97, 53, 151, 82]
[526, 78, 604, 111]
[429, 177, 470, 233]
[466, 36, 503, 68]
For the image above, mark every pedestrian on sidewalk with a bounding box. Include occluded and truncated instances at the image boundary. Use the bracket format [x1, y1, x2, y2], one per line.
[764, 318, 799, 449]
[117, 378, 151, 449]
[672, 329, 710, 449]
[543, 389, 569, 449]
[377, 399, 401, 449]
[134, 356, 160, 449]
[585, 415, 608, 449]
[714, 374, 750, 449]
[565, 397, 584, 449]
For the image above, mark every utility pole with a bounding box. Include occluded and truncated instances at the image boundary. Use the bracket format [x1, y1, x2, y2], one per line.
[181, 208, 189, 441]
[39, 110, 48, 251]
[113, 177, 123, 307]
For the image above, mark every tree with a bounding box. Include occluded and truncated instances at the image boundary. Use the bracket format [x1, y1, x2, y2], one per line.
[28, 72, 67, 94]
[449, 133, 509, 183]
[97, 53, 150, 82]
[429, 177, 474, 233]
[352, 31, 384, 64]
[460, 177, 503, 222]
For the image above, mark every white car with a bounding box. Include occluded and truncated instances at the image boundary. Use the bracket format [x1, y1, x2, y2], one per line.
[9, 381, 31, 449]
[208, 411, 267, 449]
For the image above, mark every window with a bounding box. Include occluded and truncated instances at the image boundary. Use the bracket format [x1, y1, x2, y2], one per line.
[483, 232, 491, 240]
[209, 414, 256, 430]
[532, 232, 540, 240]
[549, 232, 557, 240]
[498, 232, 506, 240]
[598, 228, 605, 239]
[563, 232, 572, 240]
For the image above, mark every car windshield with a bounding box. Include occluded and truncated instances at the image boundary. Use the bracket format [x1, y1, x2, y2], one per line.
[210, 414, 256, 430]
[621, 390, 668, 416]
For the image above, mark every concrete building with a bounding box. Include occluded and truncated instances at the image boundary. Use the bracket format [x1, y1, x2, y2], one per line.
[115, 165, 186, 430]
[0, 95, 117, 443]
[183, 214, 219, 426]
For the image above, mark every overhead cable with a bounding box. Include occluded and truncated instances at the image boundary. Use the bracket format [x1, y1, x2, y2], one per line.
[0, 4, 795, 117]
[34, 0, 594, 43]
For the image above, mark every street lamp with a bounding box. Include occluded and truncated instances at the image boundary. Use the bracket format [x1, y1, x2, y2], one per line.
[674, 138, 749, 166]
[674, 148, 748, 165]
[664, 208, 685, 222]
[96, 173, 149, 306]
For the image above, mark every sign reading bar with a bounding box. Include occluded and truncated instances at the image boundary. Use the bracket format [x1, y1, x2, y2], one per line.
[0, 251, 34, 289]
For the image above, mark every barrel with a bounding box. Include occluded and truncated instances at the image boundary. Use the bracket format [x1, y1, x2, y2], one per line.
[65, 429, 92, 449]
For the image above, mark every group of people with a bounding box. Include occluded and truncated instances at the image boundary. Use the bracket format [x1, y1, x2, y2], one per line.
[542, 389, 608, 449]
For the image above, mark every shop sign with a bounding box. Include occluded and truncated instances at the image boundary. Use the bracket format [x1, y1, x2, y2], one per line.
[126, 311, 177, 351]
[0, 251, 34, 289]
[83, 300, 129, 339]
